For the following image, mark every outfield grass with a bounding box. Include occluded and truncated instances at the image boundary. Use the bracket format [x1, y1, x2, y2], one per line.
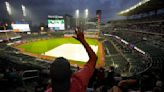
[18, 38, 98, 54]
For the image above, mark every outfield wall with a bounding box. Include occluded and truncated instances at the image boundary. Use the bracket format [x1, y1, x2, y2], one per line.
[64, 31, 99, 38]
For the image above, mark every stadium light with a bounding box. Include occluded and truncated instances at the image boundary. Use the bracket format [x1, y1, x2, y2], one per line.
[22, 5, 26, 17]
[75, 9, 79, 18]
[85, 9, 88, 18]
[75, 9, 79, 26]
[5, 2, 12, 15]
[84, 9, 88, 30]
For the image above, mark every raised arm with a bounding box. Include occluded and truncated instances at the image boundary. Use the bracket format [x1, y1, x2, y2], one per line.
[73, 27, 97, 85]
[73, 27, 97, 66]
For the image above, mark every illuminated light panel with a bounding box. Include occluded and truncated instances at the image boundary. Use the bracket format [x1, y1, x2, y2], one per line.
[5, 2, 11, 15]
[11, 24, 30, 32]
[85, 9, 88, 18]
[75, 9, 79, 18]
[22, 5, 26, 16]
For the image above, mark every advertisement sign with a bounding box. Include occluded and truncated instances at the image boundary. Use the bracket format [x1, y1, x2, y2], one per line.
[11, 24, 30, 32]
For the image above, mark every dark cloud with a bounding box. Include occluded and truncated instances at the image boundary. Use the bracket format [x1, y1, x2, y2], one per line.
[0, 0, 141, 25]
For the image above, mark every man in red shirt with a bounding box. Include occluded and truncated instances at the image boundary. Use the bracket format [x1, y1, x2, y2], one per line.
[45, 27, 97, 92]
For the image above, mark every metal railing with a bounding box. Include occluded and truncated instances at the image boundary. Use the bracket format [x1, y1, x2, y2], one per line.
[21, 70, 39, 81]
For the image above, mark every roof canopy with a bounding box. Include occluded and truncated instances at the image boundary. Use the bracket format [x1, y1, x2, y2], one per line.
[118, 0, 164, 16]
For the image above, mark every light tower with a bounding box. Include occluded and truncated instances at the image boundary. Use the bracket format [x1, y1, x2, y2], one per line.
[84, 9, 88, 30]
[85, 9, 88, 19]
[5, 2, 12, 15]
[22, 5, 26, 17]
[75, 9, 79, 26]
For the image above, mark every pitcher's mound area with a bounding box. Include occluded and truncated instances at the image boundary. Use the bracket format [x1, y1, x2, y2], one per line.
[44, 44, 98, 62]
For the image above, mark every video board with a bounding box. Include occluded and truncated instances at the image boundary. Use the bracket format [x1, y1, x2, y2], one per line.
[48, 15, 65, 30]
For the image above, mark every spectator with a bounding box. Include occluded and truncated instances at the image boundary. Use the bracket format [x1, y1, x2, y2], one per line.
[105, 66, 115, 89]
[45, 27, 97, 92]
[108, 79, 137, 92]
[96, 67, 105, 87]
[152, 80, 162, 92]
[88, 69, 98, 88]
[114, 73, 122, 85]
[153, 87, 162, 92]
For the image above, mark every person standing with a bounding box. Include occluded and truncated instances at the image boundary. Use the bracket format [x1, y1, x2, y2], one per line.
[45, 27, 97, 92]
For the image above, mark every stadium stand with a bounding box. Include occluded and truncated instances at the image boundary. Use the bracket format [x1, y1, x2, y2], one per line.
[0, 31, 20, 41]
[96, 0, 163, 91]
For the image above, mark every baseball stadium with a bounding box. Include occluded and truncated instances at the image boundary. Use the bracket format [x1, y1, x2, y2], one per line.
[0, 0, 163, 92]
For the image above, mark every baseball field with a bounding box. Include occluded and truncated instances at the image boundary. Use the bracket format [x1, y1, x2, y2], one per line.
[17, 37, 104, 67]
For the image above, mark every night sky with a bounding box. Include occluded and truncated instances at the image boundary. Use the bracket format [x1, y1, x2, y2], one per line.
[0, 0, 141, 25]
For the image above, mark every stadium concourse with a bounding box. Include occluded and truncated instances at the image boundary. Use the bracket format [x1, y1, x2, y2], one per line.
[0, 0, 163, 92]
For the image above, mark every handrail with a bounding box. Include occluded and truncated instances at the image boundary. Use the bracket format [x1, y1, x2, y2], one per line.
[21, 70, 39, 81]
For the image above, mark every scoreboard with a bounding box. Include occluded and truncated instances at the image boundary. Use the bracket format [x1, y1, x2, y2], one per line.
[48, 15, 65, 30]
